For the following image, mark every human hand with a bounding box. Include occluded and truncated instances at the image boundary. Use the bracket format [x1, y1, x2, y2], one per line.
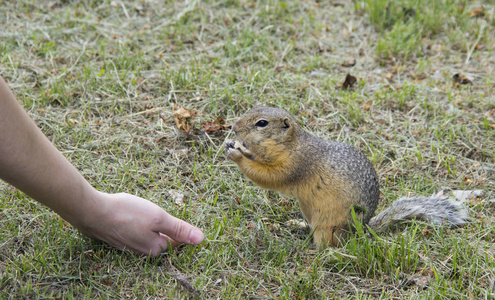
[78, 191, 204, 256]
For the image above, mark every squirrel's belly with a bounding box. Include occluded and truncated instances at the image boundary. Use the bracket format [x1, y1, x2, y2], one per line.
[295, 178, 359, 226]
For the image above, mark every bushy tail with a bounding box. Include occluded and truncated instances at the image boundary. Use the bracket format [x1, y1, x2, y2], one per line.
[368, 196, 468, 231]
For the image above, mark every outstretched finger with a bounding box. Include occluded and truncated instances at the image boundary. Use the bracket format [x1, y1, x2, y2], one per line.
[152, 212, 204, 246]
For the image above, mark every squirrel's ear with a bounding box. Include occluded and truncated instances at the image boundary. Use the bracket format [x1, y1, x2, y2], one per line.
[281, 117, 291, 129]
[281, 117, 295, 135]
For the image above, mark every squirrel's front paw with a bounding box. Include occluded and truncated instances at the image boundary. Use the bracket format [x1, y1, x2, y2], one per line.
[227, 147, 243, 161]
[225, 139, 236, 151]
[225, 139, 244, 162]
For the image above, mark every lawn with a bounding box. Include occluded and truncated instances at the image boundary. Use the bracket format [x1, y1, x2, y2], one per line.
[1, 0, 494, 298]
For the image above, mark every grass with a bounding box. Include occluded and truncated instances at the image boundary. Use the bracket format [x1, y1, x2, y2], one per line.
[1, 0, 495, 298]
[358, 0, 493, 60]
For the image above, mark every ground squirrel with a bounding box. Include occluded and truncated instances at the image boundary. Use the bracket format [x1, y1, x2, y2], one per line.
[225, 106, 468, 247]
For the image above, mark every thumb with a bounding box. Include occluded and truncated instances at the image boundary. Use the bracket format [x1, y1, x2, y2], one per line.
[156, 213, 204, 245]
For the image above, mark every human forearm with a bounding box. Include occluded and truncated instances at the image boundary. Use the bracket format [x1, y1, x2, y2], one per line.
[0, 76, 99, 226]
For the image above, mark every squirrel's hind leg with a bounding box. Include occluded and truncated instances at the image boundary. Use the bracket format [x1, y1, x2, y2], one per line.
[313, 225, 349, 248]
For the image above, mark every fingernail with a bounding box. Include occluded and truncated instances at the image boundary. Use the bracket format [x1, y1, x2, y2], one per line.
[189, 229, 204, 244]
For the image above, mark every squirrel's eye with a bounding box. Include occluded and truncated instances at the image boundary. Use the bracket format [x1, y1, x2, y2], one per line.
[255, 120, 269, 128]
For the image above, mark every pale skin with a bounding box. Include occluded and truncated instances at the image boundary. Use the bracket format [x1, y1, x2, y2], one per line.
[0, 76, 204, 256]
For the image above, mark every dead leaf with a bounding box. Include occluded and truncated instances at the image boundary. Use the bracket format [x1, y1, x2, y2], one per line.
[200, 118, 229, 133]
[336, 73, 357, 90]
[217, 118, 231, 129]
[200, 121, 223, 132]
[453, 73, 473, 86]
[468, 7, 485, 18]
[173, 105, 197, 134]
[174, 106, 193, 118]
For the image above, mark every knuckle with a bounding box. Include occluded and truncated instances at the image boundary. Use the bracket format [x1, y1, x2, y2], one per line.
[150, 215, 165, 228]
[173, 221, 187, 240]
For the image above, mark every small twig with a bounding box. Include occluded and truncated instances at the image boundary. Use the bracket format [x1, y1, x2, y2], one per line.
[166, 258, 202, 298]
[125, 107, 167, 118]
